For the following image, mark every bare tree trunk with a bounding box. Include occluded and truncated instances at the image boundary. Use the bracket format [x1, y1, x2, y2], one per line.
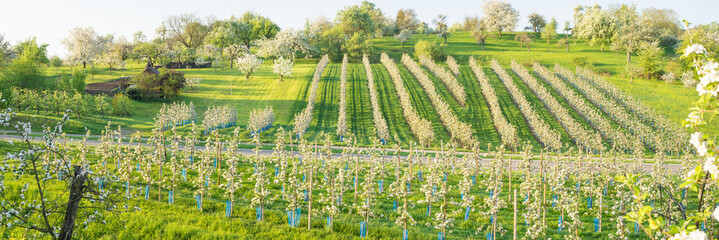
[626, 51, 631, 63]
[59, 165, 88, 240]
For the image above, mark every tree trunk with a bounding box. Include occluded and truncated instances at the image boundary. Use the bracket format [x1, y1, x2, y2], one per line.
[566, 44, 569, 52]
[83, 61, 86, 69]
[626, 51, 631, 63]
[58, 165, 88, 240]
[482, 42, 485, 50]
[444, 36, 447, 44]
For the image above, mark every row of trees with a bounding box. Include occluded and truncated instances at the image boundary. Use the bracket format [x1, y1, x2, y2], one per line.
[293, 55, 330, 137]
[575, 67, 688, 153]
[402, 54, 475, 147]
[491, 60, 562, 150]
[362, 54, 390, 141]
[533, 63, 634, 152]
[5, 101, 700, 239]
[510, 61, 603, 152]
[380, 53, 434, 146]
[469, 57, 518, 149]
[9, 87, 132, 117]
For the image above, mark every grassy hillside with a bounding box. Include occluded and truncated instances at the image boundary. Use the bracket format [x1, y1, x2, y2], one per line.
[18, 30, 710, 151]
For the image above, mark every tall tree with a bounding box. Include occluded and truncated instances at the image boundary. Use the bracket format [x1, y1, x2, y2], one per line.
[574, 5, 616, 51]
[481, 0, 519, 37]
[541, 18, 558, 43]
[612, 22, 649, 63]
[62, 26, 101, 68]
[162, 13, 216, 49]
[434, 15, 450, 44]
[337, 5, 375, 37]
[640, 8, 682, 39]
[395, 8, 420, 32]
[360, 1, 390, 37]
[0, 34, 12, 67]
[527, 13, 546, 34]
[256, 29, 313, 60]
[467, 17, 492, 50]
[394, 29, 413, 48]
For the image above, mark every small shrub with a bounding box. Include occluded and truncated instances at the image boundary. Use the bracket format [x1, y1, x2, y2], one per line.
[125, 86, 143, 100]
[661, 72, 676, 84]
[680, 71, 697, 88]
[572, 56, 589, 67]
[414, 40, 444, 61]
[133, 70, 186, 100]
[111, 94, 133, 116]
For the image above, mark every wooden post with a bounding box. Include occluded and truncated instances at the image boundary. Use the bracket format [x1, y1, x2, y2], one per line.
[513, 189, 517, 240]
[541, 150, 546, 227]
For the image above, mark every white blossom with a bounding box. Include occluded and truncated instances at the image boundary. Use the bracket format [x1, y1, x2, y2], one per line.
[683, 44, 707, 57]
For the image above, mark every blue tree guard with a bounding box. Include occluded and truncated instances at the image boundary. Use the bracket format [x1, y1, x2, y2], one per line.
[327, 216, 332, 228]
[634, 222, 639, 234]
[275, 167, 279, 177]
[426, 204, 431, 216]
[169, 191, 173, 204]
[359, 222, 367, 237]
[137, 164, 140, 171]
[472, 175, 476, 185]
[196, 195, 202, 211]
[295, 208, 301, 227]
[418, 170, 423, 181]
[594, 218, 599, 232]
[378, 180, 383, 193]
[99, 179, 104, 190]
[432, 185, 437, 197]
[145, 185, 149, 200]
[402, 229, 408, 240]
[125, 182, 129, 194]
[407, 182, 411, 192]
[588, 197, 593, 209]
[256, 207, 263, 221]
[182, 169, 187, 181]
[552, 195, 557, 208]
[226, 201, 232, 217]
[486, 232, 493, 240]
[287, 210, 293, 226]
[464, 206, 471, 221]
[558, 215, 563, 231]
[214, 158, 218, 168]
[304, 190, 308, 201]
[189, 155, 193, 165]
[393, 201, 397, 211]
[438, 232, 444, 240]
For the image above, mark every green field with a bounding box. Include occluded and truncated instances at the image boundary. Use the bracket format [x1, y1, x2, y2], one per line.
[12, 31, 707, 154]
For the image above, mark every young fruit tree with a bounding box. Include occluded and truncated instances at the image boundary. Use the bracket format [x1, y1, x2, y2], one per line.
[250, 133, 271, 221]
[272, 56, 293, 83]
[235, 54, 263, 94]
[0, 105, 125, 239]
